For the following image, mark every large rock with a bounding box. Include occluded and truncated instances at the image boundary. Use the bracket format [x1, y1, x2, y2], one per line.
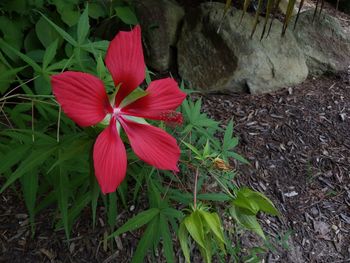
[135, 0, 184, 72]
[177, 2, 308, 94]
[291, 10, 350, 75]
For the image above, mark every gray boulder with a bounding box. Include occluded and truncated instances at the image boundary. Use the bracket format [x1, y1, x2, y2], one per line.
[177, 2, 308, 94]
[291, 10, 350, 75]
[135, 0, 184, 72]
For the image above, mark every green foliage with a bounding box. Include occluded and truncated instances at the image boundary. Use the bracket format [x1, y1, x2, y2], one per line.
[179, 204, 226, 263]
[0, 2, 281, 262]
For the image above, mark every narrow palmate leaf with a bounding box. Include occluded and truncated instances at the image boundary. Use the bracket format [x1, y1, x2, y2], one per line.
[77, 5, 90, 44]
[0, 66, 27, 94]
[90, 175, 100, 228]
[39, 12, 78, 47]
[178, 222, 191, 263]
[159, 214, 175, 263]
[0, 146, 57, 194]
[0, 39, 41, 72]
[56, 155, 70, 240]
[131, 216, 159, 263]
[21, 169, 38, 234]
[107, 192, 117, 229]
[0, 144, 31, 175]
[35, 16, 61, 48]
[43, 39, 58, 70]
[56, 193, 91, 230]
[107, 208, 160, 239]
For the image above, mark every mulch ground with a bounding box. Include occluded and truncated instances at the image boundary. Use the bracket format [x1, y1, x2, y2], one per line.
[201, 73, 350, 263]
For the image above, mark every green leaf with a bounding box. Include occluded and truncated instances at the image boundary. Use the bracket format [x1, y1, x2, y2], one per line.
[0, 145, 57, 194]
[131, 216, 159, 263]
[107, 208, 160, 239]
[24, 29, 42, 52]
[34, 74, 51, 95]
[233, 190, 260, 215]
[228, 151, 249, 164]
[238, 188, 280, 216]
[229, 206, 266, 239]
[47, 138, 91, 173]
[223, 120, 238, 149]
[0, 143, 31, 175]
[183, 211, 205, 249]
[107, 192, 117, 229]
[35, 16, 61, 48]
[0, 65, 26, 94]
[56, 154, 70, 240]
[119, 88, 148, 108]
[159, 214, 175, 263]
[34, 191, 56, 214]
[0, 17, 23, 61]
[21, 169, 38, 233]
[182, 141, 201, 158]
[80, 40, 109, 53]
[56, 193, 91, 230]
[56, 2, 80, 26]
[115, 6, 138, 25]
[77, 5, 90, 44]
[40, 13, 78, 47]
[47, 58, 73, 72]
[178, 222, 191, 263]
[88, 3, 106, 19]
[200, 211, 226, 252]
[0, 39, 41, 72]
[162, 207, 184, 220]
[43, 39, 58, 70]
[90, 176, 100, 228]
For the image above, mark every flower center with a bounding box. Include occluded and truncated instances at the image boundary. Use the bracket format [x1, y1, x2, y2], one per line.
[113, 107, 121, 116]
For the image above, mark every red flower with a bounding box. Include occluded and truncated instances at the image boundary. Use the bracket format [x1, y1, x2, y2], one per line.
[51, 25, 186, 194]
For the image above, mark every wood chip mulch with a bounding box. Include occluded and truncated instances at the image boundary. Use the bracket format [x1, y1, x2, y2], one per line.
[200, 73, 350, 262]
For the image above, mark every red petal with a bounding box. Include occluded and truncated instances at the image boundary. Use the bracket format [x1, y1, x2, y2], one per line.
[122, 78, 186, 123]
[51, 71, 112, 127]
[120, 117, 180, 171]
[93, 117, 127, 194]
[105, 25, 145, 106]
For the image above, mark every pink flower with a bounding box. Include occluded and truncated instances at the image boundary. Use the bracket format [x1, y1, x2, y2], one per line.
[51, 25, 186, 194]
